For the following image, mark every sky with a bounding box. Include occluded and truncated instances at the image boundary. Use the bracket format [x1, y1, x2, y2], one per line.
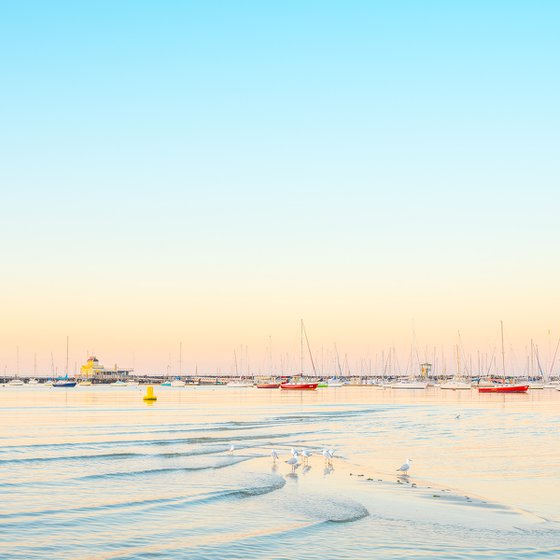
[1, 1, 559, 375]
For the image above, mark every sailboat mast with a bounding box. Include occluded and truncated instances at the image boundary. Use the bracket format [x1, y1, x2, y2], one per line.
[300, 319, 304, 376]
[66, 336, 69, 377]
[179, 341, 182, 376]
[500, 321, 506, 379]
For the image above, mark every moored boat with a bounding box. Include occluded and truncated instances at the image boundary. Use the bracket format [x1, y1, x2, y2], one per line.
[327, 377, 345, 387]
[7, 378, 24, 387]
[280, 381, 318, 390]
[528, 383, 544, 390]
[53, 378, 77, 387]
[256, 382, 281, 389]
[53, 337, 76, 387]
[478, 384, 528, 393]
[226, 379, 253, 387]
[440, 381, 472, 390]
[279, 321, 319, 390]
[478, 323, 528, 394]
[390, 381, 428, 389]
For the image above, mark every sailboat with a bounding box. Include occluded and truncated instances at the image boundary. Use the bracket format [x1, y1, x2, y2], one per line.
[53, 377, 77, 387]
[171, 342, 186, 386]
[7, 346, 24, 386]
[478, 322, 528, 393]
[440, 345, 471, 390]
[53, 337, 77, 387]
[227, 349, 253, 386]
[280, 321, 318, 390]
[390, 349, 428, 389]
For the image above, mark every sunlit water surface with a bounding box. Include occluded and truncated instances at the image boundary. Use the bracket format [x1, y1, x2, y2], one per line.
[1, 386, 559, 559]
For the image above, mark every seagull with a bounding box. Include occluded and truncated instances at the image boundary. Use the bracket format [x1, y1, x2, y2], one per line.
[396, 458, 412, 475]
[228, 444, 235, 454]
[285, 451, 299, 470]
[455, 413, 461, 420]
[301, 449, 312, 464]
[322, 449, 334, 464]
[271, 449, 279, 462]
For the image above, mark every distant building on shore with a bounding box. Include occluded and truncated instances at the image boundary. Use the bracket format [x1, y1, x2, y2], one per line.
[79, 356, 133, 379]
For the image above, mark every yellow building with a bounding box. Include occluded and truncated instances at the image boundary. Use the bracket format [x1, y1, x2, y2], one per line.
[80, 356, 133, 379]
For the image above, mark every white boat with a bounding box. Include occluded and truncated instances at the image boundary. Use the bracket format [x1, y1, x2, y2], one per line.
[327, 377, 345, 387]
[390, 381, 428, 389]
[126, 380, 139, 387]
[440, 381, 472, 390]
[440, 345, 471, 390]
[28, 378, 39, 385]
[111, 380, 127, 387]
[226, 379, 253, 387]
[170, 378, 185, 387]
[7, 379, 24, 387]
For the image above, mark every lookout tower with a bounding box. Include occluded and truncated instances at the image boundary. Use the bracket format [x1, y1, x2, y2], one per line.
[420, 363, 432, 378]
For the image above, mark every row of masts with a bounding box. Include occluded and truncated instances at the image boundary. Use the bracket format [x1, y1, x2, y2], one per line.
[4, 326, 560, 379]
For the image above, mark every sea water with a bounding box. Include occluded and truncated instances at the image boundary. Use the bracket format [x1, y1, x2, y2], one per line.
[0, 386, 559, 559]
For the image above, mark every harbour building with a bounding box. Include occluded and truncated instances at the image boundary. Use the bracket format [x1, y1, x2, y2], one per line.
[79, 356, 133, 382]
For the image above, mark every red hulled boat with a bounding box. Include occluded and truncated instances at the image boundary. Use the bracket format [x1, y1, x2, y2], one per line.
[478, 384, 529, 393]
[280, 382, 318, 390]
[478, 323, 529, 394]
[279, 321, 319, 390]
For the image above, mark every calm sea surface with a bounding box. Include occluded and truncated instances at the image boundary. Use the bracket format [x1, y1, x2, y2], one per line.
[1, 386, 559, 559]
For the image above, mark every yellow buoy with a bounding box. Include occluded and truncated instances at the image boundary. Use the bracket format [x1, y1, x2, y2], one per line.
[143, 385, 157, 401]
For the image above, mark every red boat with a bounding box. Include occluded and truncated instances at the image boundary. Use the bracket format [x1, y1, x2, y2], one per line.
[256, 383, 281, 389]
[280, 382, 318, 390]
[478, 385, 529, 393]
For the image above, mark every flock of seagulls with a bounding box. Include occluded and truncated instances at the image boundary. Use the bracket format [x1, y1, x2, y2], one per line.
[229, 443, 413, 476]
[226, 413, 466, 478]
[268, 447, 337, 471]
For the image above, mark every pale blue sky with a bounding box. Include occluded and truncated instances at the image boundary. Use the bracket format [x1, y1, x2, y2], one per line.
[1, 1, 559, 372]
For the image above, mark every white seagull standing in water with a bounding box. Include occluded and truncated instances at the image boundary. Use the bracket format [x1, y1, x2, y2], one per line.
[271, 449, 279, 462]
[228, 444, 235, 454]
[396, 458, 412, 475]
[285, 451, 299, 471]
[322, 449, 334, 464]
[301, 449, 312, 464]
